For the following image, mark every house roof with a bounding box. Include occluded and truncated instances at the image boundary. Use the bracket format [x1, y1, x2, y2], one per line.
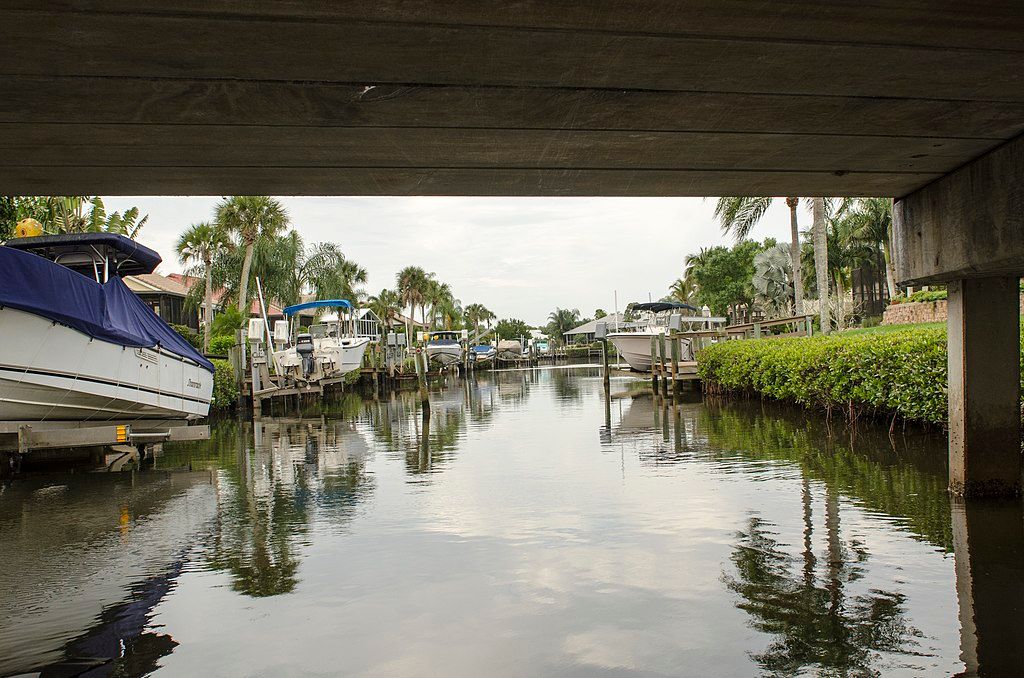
[165, 272, 285, 317]
[124, 272, 191, 297]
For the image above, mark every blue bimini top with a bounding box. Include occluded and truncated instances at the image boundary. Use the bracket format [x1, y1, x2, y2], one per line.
[0, 245, 214, 372]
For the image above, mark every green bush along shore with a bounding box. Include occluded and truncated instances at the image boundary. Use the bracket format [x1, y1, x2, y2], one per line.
[697, 324, 982, 425]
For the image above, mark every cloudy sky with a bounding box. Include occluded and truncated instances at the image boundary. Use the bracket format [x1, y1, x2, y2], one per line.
[101, 196, 808, 326]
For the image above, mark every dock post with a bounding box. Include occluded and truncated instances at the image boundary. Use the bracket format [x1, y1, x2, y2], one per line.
[416, 350, 430, 408]
[670, 335, 680, 396]
[658, 334, 669, 398]
[753, 322, 761, 339]
[650, 336, 658, 395]
[601, 338, 610, 392]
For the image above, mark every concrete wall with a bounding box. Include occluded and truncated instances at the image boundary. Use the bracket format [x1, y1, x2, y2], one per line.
[882, 294, 1024, 326]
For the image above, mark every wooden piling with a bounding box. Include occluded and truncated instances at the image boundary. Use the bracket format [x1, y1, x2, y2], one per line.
[658, 334, 669, 397]
[670, 335, 680, 396]
[650, 336, 658, 395]
[601, 338, 610, 392]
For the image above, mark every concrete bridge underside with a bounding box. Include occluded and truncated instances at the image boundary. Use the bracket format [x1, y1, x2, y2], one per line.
[2, 1, 1023, 496]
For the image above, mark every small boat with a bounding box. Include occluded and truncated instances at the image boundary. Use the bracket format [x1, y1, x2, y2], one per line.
[607, 302, 724, 372]
[0, 233, 215, 421]
[425, 331, 464, 366]
[496, 339, 522, 361]
[272, 300, 371, 382]
[470, 344, 496, 364]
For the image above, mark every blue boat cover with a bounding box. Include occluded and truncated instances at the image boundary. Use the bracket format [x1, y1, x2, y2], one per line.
[0, 246, 214, 372]
[282, 299, 352, 316]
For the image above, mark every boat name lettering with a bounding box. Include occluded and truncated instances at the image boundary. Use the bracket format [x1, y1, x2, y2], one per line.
[186, 379, 201, 389]
[135, 348, 159, 364]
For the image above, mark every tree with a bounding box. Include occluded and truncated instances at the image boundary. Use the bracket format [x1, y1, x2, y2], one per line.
[752, 243, 793, 318]
[687, 240, 768, 322]
[4, 196, 150, 239]
[0, 197, 16, 239]
[847, 197, 896, 299]
[715, 196, 806, 313]
[104, 206, 149, 239]
[464, 303, 496, 339]
[594, 309, 607, 319]
[495, 318, 532, 341]
[810, 198, 831, 333]
[368, 289, 403, 330]
[396, 266, 431, 337]
[215, 196, 289, 314]
[177, 221, 231, 351]
[545, 307, 581, 346]
[668, 277, 697, 305]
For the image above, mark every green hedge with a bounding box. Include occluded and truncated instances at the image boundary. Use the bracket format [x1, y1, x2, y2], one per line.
[697, 326, 951, 424]
[211, 359, 237, 409]
[209, 334, 236, 356]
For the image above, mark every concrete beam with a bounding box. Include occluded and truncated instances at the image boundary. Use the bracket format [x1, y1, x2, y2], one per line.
[947, 277, 1021, 498]
[893, 134, 1024, 285]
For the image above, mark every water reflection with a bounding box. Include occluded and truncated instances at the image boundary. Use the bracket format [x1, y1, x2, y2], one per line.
[1, 369, 1022, 676]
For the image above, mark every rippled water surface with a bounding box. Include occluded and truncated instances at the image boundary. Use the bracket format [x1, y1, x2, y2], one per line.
[2, 367, 1022, 676]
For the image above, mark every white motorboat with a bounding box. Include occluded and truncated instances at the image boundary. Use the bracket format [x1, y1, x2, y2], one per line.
[606, 302, 724, 372]
[496, 339, 523, 360]
[0, 233, 214, 421]
[470, 344, 496, 364]
[425, 331, 465, 366]
[272, 301, 371, 382]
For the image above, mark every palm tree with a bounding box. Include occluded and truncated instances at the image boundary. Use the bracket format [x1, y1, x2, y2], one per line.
[546, 308, 580, 346]
[714, 196, 806, 314]
[104, 206, 149, 239]
[811, 198, 831, 333]
[847, 197, 896, 299]
[668, 277, 697, 305]
[176, 221, 231, 351]
[396, 266, 430, 338]
[463, 303, 495, 340]
[215, 196, 288, 314]
[368, 289, 403, 331]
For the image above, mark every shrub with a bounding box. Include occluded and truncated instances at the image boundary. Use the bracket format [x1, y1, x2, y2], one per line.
[211, 307, 246, 338]
[208, 334, 236, 356]
[210, 359, 237, 409]
[697, 326, 951, 424]
[891, 289, 948, 304]
[170, 324, 203, 350]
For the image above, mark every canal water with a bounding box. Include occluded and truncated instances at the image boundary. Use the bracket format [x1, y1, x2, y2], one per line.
[1, 367, 1021, 677]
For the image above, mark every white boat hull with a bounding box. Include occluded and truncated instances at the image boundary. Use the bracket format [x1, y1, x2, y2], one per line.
[607, 332, 693, 372]
[273, 336, 371, 382]
[426, 344, 463, 366]
[0, 308, 213, 421]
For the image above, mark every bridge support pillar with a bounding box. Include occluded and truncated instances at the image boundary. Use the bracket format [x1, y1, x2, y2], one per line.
[947, 278, 1021, 497]
[894, 134, 1024, 498]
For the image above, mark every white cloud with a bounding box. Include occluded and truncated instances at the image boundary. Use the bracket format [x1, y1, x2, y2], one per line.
[101, 196, 808, 326]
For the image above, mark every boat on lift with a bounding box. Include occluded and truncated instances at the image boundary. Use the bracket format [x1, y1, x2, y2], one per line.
[0, 233, 215, 421]
[496, 339, 523, 361]
[470, 344, 497, 364]
[606, 302, 725, 372]
[425, 331, 465, 366]
[272, 300, 371, 383]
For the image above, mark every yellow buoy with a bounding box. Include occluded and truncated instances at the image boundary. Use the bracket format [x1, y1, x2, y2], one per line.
[15, 218, 43, 238]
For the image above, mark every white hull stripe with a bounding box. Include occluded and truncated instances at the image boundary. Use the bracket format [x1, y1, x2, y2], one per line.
[0, 364, 211, 406]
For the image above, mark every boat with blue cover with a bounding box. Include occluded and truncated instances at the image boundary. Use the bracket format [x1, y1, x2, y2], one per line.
[271, 300, 371, 382]
[0, 233, 214, 421]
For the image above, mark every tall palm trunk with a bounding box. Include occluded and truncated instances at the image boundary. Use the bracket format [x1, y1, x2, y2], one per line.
[812, 198, 831, 334]
[882, 239, 897, 300]
[786, 197, 805, 313]
[203, 257, 214, 352]
[834, 277, 846, 331]
[237, 239, 254, 314]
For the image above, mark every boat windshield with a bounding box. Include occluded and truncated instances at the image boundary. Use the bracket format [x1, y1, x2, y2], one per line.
[429, 332, 461, 343]
[309, 323, 340, 339]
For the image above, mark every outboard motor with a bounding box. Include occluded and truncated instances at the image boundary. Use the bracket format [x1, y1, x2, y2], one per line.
[295, 333, 315, 376]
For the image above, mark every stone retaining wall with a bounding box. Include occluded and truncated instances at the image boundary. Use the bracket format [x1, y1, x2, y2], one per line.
[882, 293, 1024, 325]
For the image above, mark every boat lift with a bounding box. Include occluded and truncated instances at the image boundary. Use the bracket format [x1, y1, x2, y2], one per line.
[0, 419, 209, 474]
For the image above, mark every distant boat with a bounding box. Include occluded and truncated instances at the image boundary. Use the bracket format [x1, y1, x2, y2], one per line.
[496, 339, 522, 360]
[470, 345, 496, 364]
[0, 233, 214, 421]
[272, 300, 371, 382]
[425, 331, 464, 366]
[607, 302, 722, 372]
